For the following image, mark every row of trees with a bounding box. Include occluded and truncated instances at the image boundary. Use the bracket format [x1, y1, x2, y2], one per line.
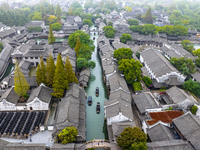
[68, 30, 95, 70]
[129, 24, 188, 36]
[36, 54, 78, 98]
[113, 48, 143, 91]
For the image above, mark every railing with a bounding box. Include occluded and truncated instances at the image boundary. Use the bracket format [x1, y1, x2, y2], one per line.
[85, 139, 110, 149]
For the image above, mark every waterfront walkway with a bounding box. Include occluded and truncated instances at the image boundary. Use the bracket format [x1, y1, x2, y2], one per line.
[85, 139, 110, 149]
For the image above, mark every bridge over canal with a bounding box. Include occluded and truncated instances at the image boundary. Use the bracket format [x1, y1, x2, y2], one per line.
[85, 139, 110, 150]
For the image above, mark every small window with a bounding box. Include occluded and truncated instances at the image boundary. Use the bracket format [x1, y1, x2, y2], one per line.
[35, 57, 38, 59]
[25, 57, 28, 59]
[30, 57, 33, 59]
[31, 62, 34, 66]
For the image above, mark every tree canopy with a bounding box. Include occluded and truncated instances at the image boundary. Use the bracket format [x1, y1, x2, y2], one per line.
[48, 24, 55, 44]
[51, 23, 61, 31]
[181, 40, 194, 53]
[170, 57, 195, 75]
[127, 19, 139, 26]
[142, 7, 153, 24]
[118, 59, 143, 85]
[120, 33, 133, 44]
[83, 19, 93, 27]
[14, 60, 30, 98]
[117, 127, 147, 150]
[114, 47, 133, 61]
[183, 79, 200, 97]
[58, 126, 78, 144]
[52, 54, 68, 98]
[65, 56, 78, 84]
[103, 26, 116, 38]
[68, 30, 94, 48]
[46, 53, 56, 87]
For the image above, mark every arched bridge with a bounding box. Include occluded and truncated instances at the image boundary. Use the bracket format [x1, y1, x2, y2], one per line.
[85, 139, 110, 149]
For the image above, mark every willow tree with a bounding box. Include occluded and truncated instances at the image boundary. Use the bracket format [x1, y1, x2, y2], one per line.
[74, 36, 81, 56]
[65, 56, 78, 84]
[52, 54, 68, 98]
[48, 24, 55, 44]
[46, 53, 56, 87]
[14, 60, 30, 97]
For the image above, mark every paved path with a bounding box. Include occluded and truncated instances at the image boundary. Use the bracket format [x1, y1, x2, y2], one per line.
[85, 139, 110, 149]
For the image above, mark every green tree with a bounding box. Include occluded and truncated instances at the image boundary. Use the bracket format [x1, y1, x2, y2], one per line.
[195, 58, 200, 67]
[127, 19, 139, 26]
[170, 57, 195, 75]
[129, 24, 157, 35]
[40, 57, 46, 84]
[76, 58, 88, 70]
[36, 64, 42, 85]
[78, 44, 94, 60]
[107, 21, 113, 26]
[48, 24, 55, 44]
[75, 36, 81, 56]
[0, 42, 3, 52]
[58, 126, 78, 144]
[183, 79, 200, 97]
[114, 47, 133, 61]
[49, 15, 57, 24]
[142, 76, 152, 87]
[65, 56, 78, 84]
[14, 60, 30, 98]
[143, 7, 154, 24]
[120, 33, 133, 44]
[103, 26, 116, 38]
[68, 30, 94, 48]
[117, 127, 147, 150]
[52, 54, 67, 98]
[132, 81, 142, 91]
[46, 53, 56, 87]
[130, 142, 147, 150]
[191, 105, 198, 115]
[83, 19, 93, 27]
[88, 61, 96, 69]
[193, 49, 200, 57]
[51, 23, 62, 31]
[31, 12, 42, 21]
[118, 59, 143, 84]
[181, 40, 194, 53]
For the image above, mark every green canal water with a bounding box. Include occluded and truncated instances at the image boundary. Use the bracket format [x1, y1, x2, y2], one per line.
[0, 63, 14, 82]
[86, 26, 108, 142]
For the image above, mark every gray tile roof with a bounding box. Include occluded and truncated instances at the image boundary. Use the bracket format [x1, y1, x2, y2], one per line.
[147, 123, 176, 142]
[166, 86, 197, 104]
[173, 112, 200, 149]
[0, 87, 20, 104]
[104, 98, 133, 121]
[5, 143, 49, 150]
[0, 29, 16, 38]
[133, 92, 159, 114]
[141, 49, 178, 78]
[27, 84, 53, 103]
[108, 73, 129, 93]
[147, 140, 194, 150]
[53, 84, 86, 142]
[26, 21, 45, 28]
[8, 76, 37, 87]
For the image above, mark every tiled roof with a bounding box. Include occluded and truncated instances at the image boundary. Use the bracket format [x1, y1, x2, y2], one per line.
[147, 111, 184, 126]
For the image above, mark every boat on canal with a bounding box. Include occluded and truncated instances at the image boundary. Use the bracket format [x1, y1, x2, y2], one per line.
[96, 87, 99, 97]
[88, 96, 92, 106]
[96, 102, 100, 114]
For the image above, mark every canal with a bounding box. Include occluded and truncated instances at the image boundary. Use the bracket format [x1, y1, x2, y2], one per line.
[86, 26, 108, 143]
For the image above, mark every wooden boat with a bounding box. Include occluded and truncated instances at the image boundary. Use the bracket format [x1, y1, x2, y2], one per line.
[96, 87, 99, 97]
[96, 102, 100, 114]
[88, 96, 92, 106]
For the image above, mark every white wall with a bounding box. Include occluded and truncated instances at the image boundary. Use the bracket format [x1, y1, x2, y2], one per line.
[107, 112, 132, 125]
[26, 97, 49, 110]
